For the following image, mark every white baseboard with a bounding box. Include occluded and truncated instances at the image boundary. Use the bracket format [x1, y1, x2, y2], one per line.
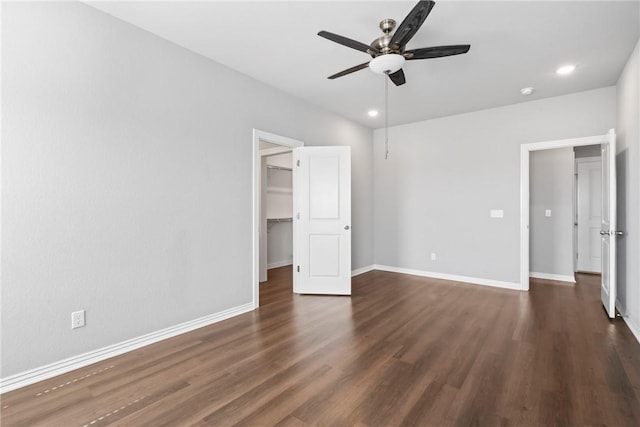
[0, 302, 255, 394]
[621, 313, 640, 345]
[267, 260, 293, 269]
[529, 272, 576, 283]
[373, 265, 523, 291]
[352, 265, 374, 277]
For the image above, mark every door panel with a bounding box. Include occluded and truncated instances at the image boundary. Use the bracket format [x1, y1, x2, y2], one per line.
[577, 160, 602, 272]
[294, 146, 351, 295]
[309, 156, 340, 219]
[309, 234, 341, 277]
[600, 129, 617, 318]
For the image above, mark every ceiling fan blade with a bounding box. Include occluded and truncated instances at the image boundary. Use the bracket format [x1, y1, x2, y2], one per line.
[388, 69, 406, 86]
[318, 31, 378, 54]
[405, 44, 470, 60]
[389, 0, 435, 49]
[328, 62, 370, 79]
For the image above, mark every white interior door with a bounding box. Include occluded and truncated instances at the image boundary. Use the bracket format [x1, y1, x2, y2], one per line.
[293, 146, 351, 295]
[600, 129, 617, 318]
[577, 159, 602, 273]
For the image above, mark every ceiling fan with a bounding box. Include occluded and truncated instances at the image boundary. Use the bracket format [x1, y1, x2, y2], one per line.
[318, 0, 470, 86]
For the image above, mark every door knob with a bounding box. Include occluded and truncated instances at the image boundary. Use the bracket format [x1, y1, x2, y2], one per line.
[600, 230, 609, 235]
[614, 231, 624, 236]
[344, 225, 350, 230]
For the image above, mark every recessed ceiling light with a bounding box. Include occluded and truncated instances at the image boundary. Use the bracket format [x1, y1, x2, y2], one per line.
[520, 87, 534, 96]
[368, 110, 379, 117]
[556, 65, 576, 75]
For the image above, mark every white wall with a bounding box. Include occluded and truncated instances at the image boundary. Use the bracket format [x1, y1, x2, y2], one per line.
[267, 223, 293, 269]
[616, 39, 640, 336]
[374, 87, 616, 284]
[529, 148, 575, 279]
[1, 2, 373, 377]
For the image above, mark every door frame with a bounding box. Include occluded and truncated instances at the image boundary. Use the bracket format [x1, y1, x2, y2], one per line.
[252, 129, 303, 308]
[520, 131, 612, 290]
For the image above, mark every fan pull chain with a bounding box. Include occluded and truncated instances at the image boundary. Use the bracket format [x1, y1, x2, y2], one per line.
[384, 73, 389, 160]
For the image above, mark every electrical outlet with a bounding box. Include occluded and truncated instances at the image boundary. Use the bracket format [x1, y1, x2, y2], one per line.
[71, 310, 85, 329]
[431, 252, 437, 261]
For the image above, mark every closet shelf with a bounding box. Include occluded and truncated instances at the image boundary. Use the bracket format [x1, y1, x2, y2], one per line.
[266, 186, 292, 194]
[267, 218, 293, 223]
[267, 165, 292, 172]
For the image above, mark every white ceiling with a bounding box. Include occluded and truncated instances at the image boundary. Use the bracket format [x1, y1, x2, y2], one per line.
[88, 1, 640, 128]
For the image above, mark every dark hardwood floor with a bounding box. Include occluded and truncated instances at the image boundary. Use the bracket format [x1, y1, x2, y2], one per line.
[2, 267, 640, 426]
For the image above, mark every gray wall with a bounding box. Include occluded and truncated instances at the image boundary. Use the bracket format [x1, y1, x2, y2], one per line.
[374, 87, 616, 283]
[616, 39, 640, 332]
[1, 2, 373, 377]
[529, 148, 575, 277]
[574, 144, 602, 158]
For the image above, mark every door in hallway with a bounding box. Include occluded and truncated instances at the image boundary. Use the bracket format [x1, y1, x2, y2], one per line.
[600, 130, 618, 318]
[576, 158, 602, 273]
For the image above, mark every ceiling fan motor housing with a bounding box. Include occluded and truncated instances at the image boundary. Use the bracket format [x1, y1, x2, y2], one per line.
[370, 35, 393, 55]
[372, 19, 399, 55]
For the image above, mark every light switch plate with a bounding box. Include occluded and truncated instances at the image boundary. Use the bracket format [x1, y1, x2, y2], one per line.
[490, 209, 504, 218]
[545, 209, 552, 217]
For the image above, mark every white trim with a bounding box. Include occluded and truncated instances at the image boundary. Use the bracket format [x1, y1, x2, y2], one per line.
[351, 265, 375, 277]
[268, 260, 293, 269]
[529, 272, 576, 283]
[521, 145, 530, 290]
[521, 134, 608, 152]
[0, 302, 254, 394]
[621, 314, 640, 345]
[252, 129, 303, 308]
[520, 132, 610, 291]
[373, 265, 524, 291]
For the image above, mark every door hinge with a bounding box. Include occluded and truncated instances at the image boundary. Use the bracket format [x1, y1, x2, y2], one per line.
[297, 265, 300, 272]
[296, 212, 300, 220]
[296, 160, 300, 167]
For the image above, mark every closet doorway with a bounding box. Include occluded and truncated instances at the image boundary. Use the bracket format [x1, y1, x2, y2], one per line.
[252, 130, 303, 307]
[261, 148, 293, 280]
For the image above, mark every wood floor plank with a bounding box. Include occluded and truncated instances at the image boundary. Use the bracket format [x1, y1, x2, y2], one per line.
[2, 268, 640, 426]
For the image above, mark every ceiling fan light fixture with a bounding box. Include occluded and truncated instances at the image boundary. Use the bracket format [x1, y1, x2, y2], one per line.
[369, 54, 405, 75]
